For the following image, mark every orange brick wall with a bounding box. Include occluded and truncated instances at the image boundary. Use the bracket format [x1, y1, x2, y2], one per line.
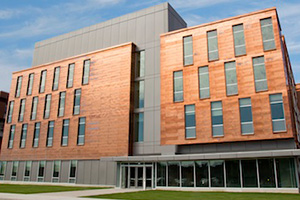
[160, 8, 295, 145]
[297, 84, 300, 110]
[0, 43, 134, 161]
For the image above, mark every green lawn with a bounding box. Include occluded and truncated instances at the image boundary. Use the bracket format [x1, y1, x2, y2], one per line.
[0, 184, 109, 194]
[89, 190, 300, 200]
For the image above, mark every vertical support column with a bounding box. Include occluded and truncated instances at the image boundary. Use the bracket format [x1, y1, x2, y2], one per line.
[143, 165, 146, 190]
[256, 159, 260, 188]
[223, 160, 227, 188]
[239, 160, 243, 188]
[193, 162, 196, 188]
[208, 161, 211, 188]
[273, 158, 278, 188]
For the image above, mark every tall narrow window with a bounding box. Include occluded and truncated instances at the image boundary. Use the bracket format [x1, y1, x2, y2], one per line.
[69, 160, 77, 183]
[20, 124, 28, 148]
[134, 113, 144, 142]
[37, 161, 45, 182]
[207, 30, 219, 61]
[82, 59, 90, 85]
[77, 117, 86, 145]
[239, 98, 254, 134]
[253, 56, 268, 92]
[27, 73, 34, 95]
[52, 67, 60, 91]
[33, 122, 40, 148]
[199, 66, 210, 99]
[67, 63, 75, 88]
[0, 161, 7, 180]
[39, 70, 47, 93]
[260, 17, 276, 51]
[44, 94, 51, 119]
[210, 160, 225, 187]
[233, 24, 246, 56]
[18, 99, 26, 122]
[173, 71, 183, 102]
[185, 104, 196, 139]
[31, 97, 38, 120]
[58, 92, 66, 117]
[46, 121, 54, 147]
[7, 101, 14, 123]
[225, 61, 238, 96]
[135, 51, 145, 78]
[135, 81, 144, 108]
[11, 161, 18, 181]
[183, 36, 193, 66]
[61, 119, 69, 146]
[8, 125, 15, 149]
[211, 101, 223, 136]
[52, 161, 60, 182]
[270, 94, 286, 132]
[23, 161, 31, 181]
[15, 76, 22, 98]
[73, 89, 81, 115]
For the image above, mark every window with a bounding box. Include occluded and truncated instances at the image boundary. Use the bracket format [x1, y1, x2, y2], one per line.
[23, 161, 31, 181]
[39, 70, 47, 93]
[225, 160, 241, 187]
[173, 71, 183, 102]
[58, 92, 66, 117]
[134, 113, 144, 142]
[15, 76, 22, 98]
[168, 162, 180, 187]
[276, 158, 297, 188]
[46, 121, 54, 147]
[52, 161, 61, 182]
[69, 160, 77, 183]
[239, 98, 254, 134]
[27, 73, 34, 95]
[181, 161, 194, 187]
[7, 101, 14, 123]
[31, 96, 38, 120]
[135, 50, 145, 78]
[77, 117, 86, 145]
[73, 89, 81, 115]
[258, 159, 276, 187]
[18, 99, 26, 122]
[44, 94, 51, 119]
[211, 101, 223, 136]
[11, 161, 18, 181]
[270, 94, 286, 132]
[225, 61, 238, 96]
[37, 161, 45, 182]
[135, 81, 144, 108]
[207, 30, 219, 61]
[195, 161, 209, 187]
[20, 124, 28, 148]
[260, 17, 276, 51]
[233, 24, 246, 56]
[33, 122, 40, 148]
[67, 63, 75, 88]
[199, 66, 210, 99]
[210, 160, 224, 187]
[185, 105, 196, 139]
[52, 67, 60, 91]
[241, 160, 258, 187]
[157, 162, 167, 186]
[253, 56, 268, 92]
[82, 59, 90, 85]
[8, 125, 15, 149]
[61, 119, 69, 146]
[183, 36, 193, 66]
[0, 161, 7, 180]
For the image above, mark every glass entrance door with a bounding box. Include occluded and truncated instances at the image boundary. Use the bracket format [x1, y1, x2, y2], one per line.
[120, 164, 153, 189]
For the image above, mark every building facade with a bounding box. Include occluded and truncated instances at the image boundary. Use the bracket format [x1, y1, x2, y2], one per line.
[0, 3, 300, 193]
[0, 91, 9, 151]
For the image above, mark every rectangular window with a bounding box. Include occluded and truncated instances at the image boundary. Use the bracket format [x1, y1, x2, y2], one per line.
[73, 89, 81, 115]
[185, 104, 196, 139]
[239, 98, 254, 134]
[207, 30, 219, 61]
[19, 124, 28, 148]
[8, 125, 15, 149]
[135, 51, 145, 78]
[276, 158, 297, 188]
[61, 119, 69, 146]
[77, 117, 86, 145]
[58, 92, 66, 117]
[18, 99, 26, 122]
[67, 63, 75, 88]
[199, 66, 210, 99]
[258, 159, 276, 188]
[46, 121, 54, 147]
[134, 113, 144, 142]
[37, 161, 45, 182]
[135, 81, 144, 108]
[157, 162, 167, 186]
[183, 36, 193, 66]
[33, 122, 40, 148]
[7, 101, 14, 123]
[15, 76, 22, 98]
[260, 17, 276, 51]
[27, 73, 34, 95]
[52, 160, 60, 182]
[210, 160, 224, 187]
[69, 160, 77, 183]
[195, 161, 209, 187]
[241, 160, 258, 187]
[233, 24, 246, 56]
[181, 161, 194, 187]
[225, 160, 241, 187]
[173, 71, 183, 102]
[225, 61, 238, 96]
[168, 162, 180, 187]
[0, 161, 7, 180]
[52, 67, 60, 91]
[39, 70, 47, 93]
[211, 101, 224, 136]
[31, 96, 38, 120]
[11, 161, 18, 181]
[44, 94, 51, 119]
[253, 56, 268, 92]
[270, 94, 286, 132]
[23, 161, 31, 181]
[82, 59, 90, 85]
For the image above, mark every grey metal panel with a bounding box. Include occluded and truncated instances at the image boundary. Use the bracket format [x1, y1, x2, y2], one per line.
[76, 160, 85, 184]
[31, 161, 38, 182]
[135, 16, 146, 45]
[154, 45, 161, 75]
[17, 161, 25, 181]
[144, 78, 154, 108]
[106, 161, 116, 185]
[98, 161, 107, 185]
[60, 160, 69, 183]
[127, 19, 136, 44]
[4, 161, 12, 180]
[55, 41, 63, 62]
[154, 76, 161, 107]
[83, 160, 92, 184]
[67, 36, 76, 57]
[88, 30, 97, 52]
[61, 36, 70, 59]
[111, 23, 120, 46]
[103, 25, 111, 48]
[119, 21, 128, 44]
[144, 110, 154, 143]
[81, 32, 90, 55]
[145, 47, 155, 76]
[146, 12, 155, 43]
[90, 160, 99, 184]
[44, 161, 53, 182]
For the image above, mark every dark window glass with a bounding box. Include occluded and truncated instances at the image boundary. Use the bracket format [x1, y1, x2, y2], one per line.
[33, 122, 40, 148]
[0, 161, 7, 177]
[31, 96, 38, 120]
[199, 66, 210, 99]
[38, 161, 45, 178]
[207, 30, 219, 61]
[53, 161, 60, 178]
[24, 161, 31, 177]
[210, 160, 224, 187]
[157, 162, 167, 186]
[19, 124, 28, 148]
[134, 113, 144, 142]
[253, 56, 268, 92]
[39, 70, 47, 93]
[7, 101, 14, 123]
[225, 61, 238, 95]
[52, 67, 60, 91]
[82, 59, 90, 85]
[135, 81, 144, 108]
[168, 162, 180, 187]
[27, 73, 34, 95]
[276, 158, 297, 188]
[233, 24, 246, 56]
[46, 121, 54, 147]
[73, 89, 81, 115]
[225, 160, 241, 187]
[195, 161, 209, 187]
[67, 63, 75, 88]
[173, 71, 183, 102]
[211, 101, 223, 136]
[239, 98, 254, 134]
[181, 161, 194, 187]
[61, 119, 69, 146]
[11, 161, 18, 177]
[77, 117, 86, 145]
[69, 160, 77, 178]
[183, 36, 193, 66]
[18, 99, 26, 122]
[44, 94, 51, 119]
[241, 160, 258, 187]
[260, 18, 276, 51]
[8, 125, 15, 149]
[258, 159, 276, 188]
[135, 51, 145, 78]
[270, 94, 286, 132]
[185, 105, 196, 138]
[58, 92, 66, 117]
[15, 76, 22, 98]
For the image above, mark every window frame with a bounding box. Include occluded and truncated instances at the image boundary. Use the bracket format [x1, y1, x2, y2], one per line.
[183, 35, 193, 66]
[67, 63, 75, 88]
[46, 121, 55, 147]
[18, 99, 26, 122]
[39, 70, 47, 94]
[232, 24, 246, 57]
[58, 92, 66, 117]
[44, 94, 52, 119]
[224, 61, 238, 96]
[173, 70, 184, 102]
[77, 117, 86, 146]
[260, 17, 276, 51]
[73, 89, 81, 115]
[239, 98, 254, 135]
[211, 101, 224, 137]
[27, 73, 34, 96]
[207, 30, 219, 62]
[33, 122, 41, 148]
[269, 93, 287, 133]
[184, 104, 196, 139]
[52, 66, 60, 91]
[82, 59, 90, 85]
[68, 160, 78, 183]
[15, 76, 23, 98]
[61, 119, 70, 146]
[30, 96, 38, 121]
[7, 125, 15, 149]
[6, 101, 14, 124]
[19, 123, 28, 148]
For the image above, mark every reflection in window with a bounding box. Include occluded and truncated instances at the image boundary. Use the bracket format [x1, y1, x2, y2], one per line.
[183, 36, 193, 66]
[181, 161, 194, 187]
[211, 101, 223, 136]
[260, 18, 276, 51]
[210, 160, 224, 187]
[276, 158, 297, 188]
[270, 94, 286, 132]
[258, 159, 276, 188]
[233, 24, 246, 56]
[225, 160, 241, 187]
[168, 162, 180, 187]
[225, 61, 238, 96]
[157, 162, 166, 186]
[239, 98, 254, 134]
[173, 71, 183, 102]
[185, 105, 196, 139]
[195, 161, 209, 187]
[207, 30, 219, 61]
[241, 160, 258, 187]
[199, 66, 210, 99]
[253, 56, 268, 92]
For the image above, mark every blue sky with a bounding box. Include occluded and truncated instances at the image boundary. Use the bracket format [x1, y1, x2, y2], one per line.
[0, 0, 299, 92]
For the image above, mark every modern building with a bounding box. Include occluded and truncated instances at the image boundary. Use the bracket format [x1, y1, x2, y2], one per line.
[297, 83, 300, 110]
[0, 91, 9, 151]
[0, 2, 300, 193]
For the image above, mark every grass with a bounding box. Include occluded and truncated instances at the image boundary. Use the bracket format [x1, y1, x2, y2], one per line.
[89, 190, 300, 200]
[0, 183, 109, 194]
